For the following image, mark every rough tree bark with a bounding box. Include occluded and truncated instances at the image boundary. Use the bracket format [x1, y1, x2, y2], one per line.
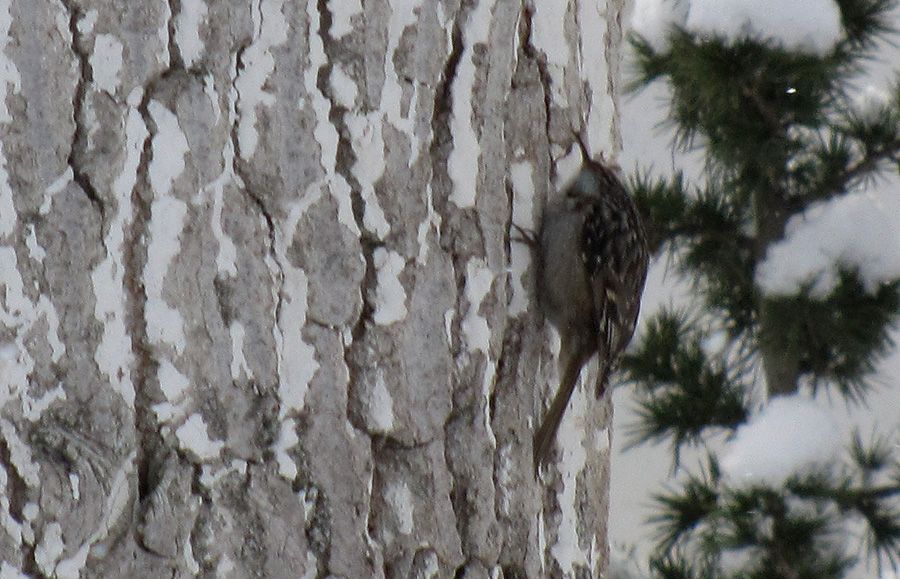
[0, 0, 626, 577]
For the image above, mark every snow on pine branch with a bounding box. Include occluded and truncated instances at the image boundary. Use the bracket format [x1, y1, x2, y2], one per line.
[756, 188, 900, 298]
[721, 394, 841, 487]
[631, 0, 843, 55]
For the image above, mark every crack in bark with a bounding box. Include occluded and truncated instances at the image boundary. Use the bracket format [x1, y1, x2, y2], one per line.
[0, 437, 27, 527]
[308, 4, 384, 572]
[129, 84, 164, 507]
[443, 409, 466, 563]
[429, 6, 464, 179]
[165, 0, 186, 70]
[186, 461, 209, 575]
[230, 30, 287, 413]
[309, 0, 378, 441]
[125, 2, 187, 520]
[428, 5, 463, 362]
[423, 2, 469, 555]
[520, 4, 555, 181]
[61, 0, 106, 238]
[130, 66, 211, 556]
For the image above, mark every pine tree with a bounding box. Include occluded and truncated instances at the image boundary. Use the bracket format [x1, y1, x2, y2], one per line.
[623, 0, 900, 576]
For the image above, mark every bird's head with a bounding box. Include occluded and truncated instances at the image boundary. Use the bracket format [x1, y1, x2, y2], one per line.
[566, 132, 623, 200]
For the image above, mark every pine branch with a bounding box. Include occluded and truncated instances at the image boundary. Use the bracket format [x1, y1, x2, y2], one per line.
[835, 0, 899, 52]
[622, 309, 749, 449]
[793, 136, 900, 209]
[626, 1, 900, 575]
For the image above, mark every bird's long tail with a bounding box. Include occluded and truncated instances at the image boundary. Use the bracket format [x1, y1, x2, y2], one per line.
[533, 356, 583, 475]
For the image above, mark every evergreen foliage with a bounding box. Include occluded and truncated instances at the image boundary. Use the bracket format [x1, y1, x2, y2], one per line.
[623, 0, 900, 575]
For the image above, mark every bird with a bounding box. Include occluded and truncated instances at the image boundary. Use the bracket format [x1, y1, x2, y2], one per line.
[532, 136, 650, 473]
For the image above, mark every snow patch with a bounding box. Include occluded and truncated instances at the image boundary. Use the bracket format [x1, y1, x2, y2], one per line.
[380, 0, 424, 164]
[157, 0, 172, 67]
[34, 522, 64, 577]
[328, 0, 361, 38]
[90, 34, 123, 96]
[55, 548, 89, 579]
[0, 421, 39, 490]
[594, 427, 610, 453]
[92, 101, 146, 407]
[273, 258, 318, 418]
[176, 414, 224, 461]
[533, 0, 570, 66]
[0, 143, 14, 238]
[0, 464, 24, 553]
[304, 0, 358, 234]
[0, 563, 26, 579]
[274, 418, 299, 479]
[24, 224, 45, 263]
[272, 203, 320, 421]
[329, 65, 357, 108]
[346, 113, 391, 239]
[550, 380, 589, 573]
[508, 161, 535, 315]
[183, 529, 201, 574]
[537, 511, 547, 576]
[144, 101, 189, 353]
[481, 359, 497, 448]
[531, 1, 571, 106]
[148, 100, 189, 197]
[756, 189, 900, 298]
[385, 481, 415, 534]
[21, 504, 37, 521]
[203, 74, 220, 122]
[200, 459, 247, 488]
[155, 359, 190, 420]
[0, 249, 66, 412]
[0, 5, 20, 237]
[0, 258, 32, 410]
[175, 0, 207, 68]
[215, 556, 236, 577]
[229, 321, 253, 380]
[721, 394, 840, 487]
[461, 259, 494, 354]
[68, 473, 80, 501]
[368, 370, 395, 432]
[144, 195, 187, 352]
[0, 0, 21, 126]
[0, 342, 15, 373]
[203, 72, 239, 277]
[420, 551, 440, 578]
[577, 0, 614, 154]
[76, 9, 98, 35]
[372, 248, 408, 325]
[447, 0, 496, 208]
[235, 0, 288, 158]
[415, 184, 441, 265]
[497, 444, 513, 514]
[39, 168, 72, 216]
[22, 382, 66, 422]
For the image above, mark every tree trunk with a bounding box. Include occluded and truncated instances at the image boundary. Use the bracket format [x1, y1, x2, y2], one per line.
[0, 0, 624, 576]
[753, 183, 801, 398]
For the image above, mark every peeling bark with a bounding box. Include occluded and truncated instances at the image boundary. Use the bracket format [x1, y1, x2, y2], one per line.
[0, 0, 624, 576]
